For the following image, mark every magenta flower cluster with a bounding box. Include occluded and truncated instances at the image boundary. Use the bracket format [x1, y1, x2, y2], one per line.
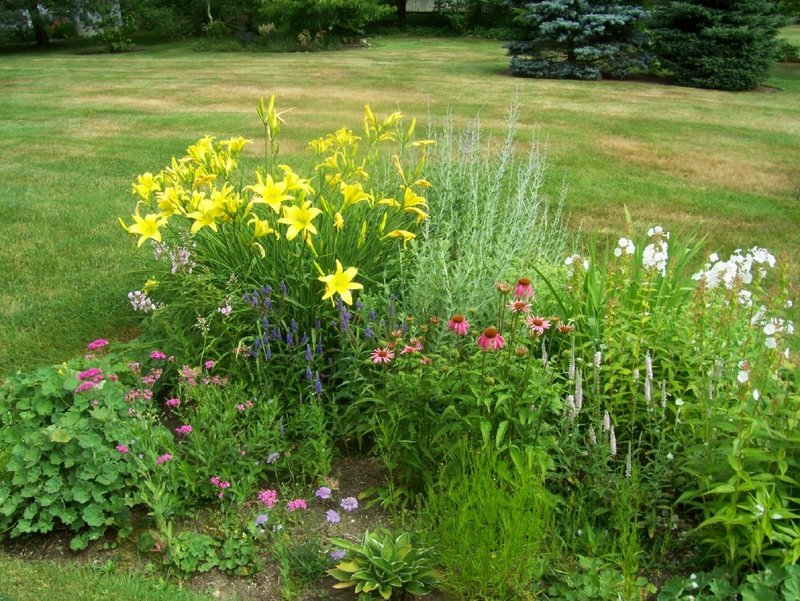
[258, 489, 278, 508]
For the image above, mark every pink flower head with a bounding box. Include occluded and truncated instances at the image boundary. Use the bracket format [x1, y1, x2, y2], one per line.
[77, 368, 104, 382]
[526, 316, 551, 335]
[150, 350, 167, 360]
[371, 347, 395, 364]
[74, 381, 97, 394]
[400, 339, 423, 355]
[507, 300, 532, 314]
[514, 278, 534, 299]
[165, 398, 180, 408]
[204, 360, 215, 370]
[448, 314, 470, 336]
[174, 425, 193, 435]
[218, 480, 231, 489]
[115, 445, 129, 454]
[156, 453, 172, 465]
[258, 489, 278, 508]
[420, 356, 432, 366]
[287, 498, 307, 511]
[210, 476, 221, 486]
[477, 327, 506, 352]
[87, 339, 109, 351]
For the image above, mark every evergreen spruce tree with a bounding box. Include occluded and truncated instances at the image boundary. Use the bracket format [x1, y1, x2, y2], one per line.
[651, 0, 785, 91]
[506, 1, 651, 80]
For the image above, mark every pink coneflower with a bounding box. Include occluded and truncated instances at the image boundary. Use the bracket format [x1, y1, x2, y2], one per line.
[371, 347, 395, 364]
[514, 278, 534, 299]
[557, 323, 575, 334]
[115, 445, 129, 454]
[150, 350, 166, 360]
[87, 339, 109, 351]
[477, 327, 506, 352]
[156, 453, 172, 465]
[448, 314, 470, 336]
[507, 300, 532, 314]
[400, 339, 423, 355]
[526, 316, 551, 335]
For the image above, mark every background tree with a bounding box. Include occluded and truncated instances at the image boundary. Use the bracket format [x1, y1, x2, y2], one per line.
[0, 0, 119, 46]
[506, 0, 651, 80]
[650, 0, 785, 91]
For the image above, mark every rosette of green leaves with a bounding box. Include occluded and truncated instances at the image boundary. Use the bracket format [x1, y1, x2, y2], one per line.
[327, 530, 436, 599]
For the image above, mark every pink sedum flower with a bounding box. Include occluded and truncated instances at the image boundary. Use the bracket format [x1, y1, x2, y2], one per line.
[477, 327, 506, 352]
[448, 315, 470, 336]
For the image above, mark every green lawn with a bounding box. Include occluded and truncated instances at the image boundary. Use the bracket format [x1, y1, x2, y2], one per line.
[1, 36, 798, 374]
[0, 552, 220, 601]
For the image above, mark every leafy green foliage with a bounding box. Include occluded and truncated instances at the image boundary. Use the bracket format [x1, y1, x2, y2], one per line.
[258, 0, 391, 36]
[651, 0, 786, 90]
[0, 354, 158, 549]
[506, 0, 651, 79]
[659, 563, 800, 600]
[328, 530, 436, 599]
[423, 450, 552, 599]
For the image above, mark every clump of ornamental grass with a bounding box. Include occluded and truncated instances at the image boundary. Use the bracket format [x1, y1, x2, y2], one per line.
[402, 100, 569, 321]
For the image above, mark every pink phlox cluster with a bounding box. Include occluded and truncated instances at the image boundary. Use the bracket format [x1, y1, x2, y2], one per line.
[174, 425, 193, 435]
[150, 350, 167, 360]
[258, 489, 278, 508]
[156, 453, 172, 465]
[141, 368, 163, 386]
[87, 339, 109, 351]
[125, 388, 153, 403]
[236, 399, 255, 412]
[165, 398, 181, 408]
[287, 498, 307, 511]
[115, 444, 129, 454]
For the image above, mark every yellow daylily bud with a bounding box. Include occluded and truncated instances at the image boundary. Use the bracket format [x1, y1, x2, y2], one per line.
[334, 212, 344, 231]
[391, 154, 405, 182]
[252, 242, 266, 258]
[384, 229, 416, 249]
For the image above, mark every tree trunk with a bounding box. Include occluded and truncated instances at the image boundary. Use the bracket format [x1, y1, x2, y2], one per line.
[397, 0, 407, 29]
[27, 1, 49, 46]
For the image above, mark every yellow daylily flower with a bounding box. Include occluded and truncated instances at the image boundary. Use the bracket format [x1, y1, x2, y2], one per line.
[220, 137, 251, 153]
[122, 207, 168, 248]
[187, 136, 214, 165]
[308, 138, 332, 155]
[249, 215, 278, 239]
[247, 172, 292, 214]
[211, 183, 242, 216]
[377, 197, 400, 208]
[278, 200, 322, 241]
[132, 172, 161, 201]
[187, 197, 224, 235]
[402, 187, 428, 222]
[384, 229, 416, 249]
[318, 259, 363, 306]
[211, 153, 237, 177]
[192, 166, 217, 188]
[340, 181, 372, 209]
[156, 186, 185, 218]
[279, 165, 315, 195]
